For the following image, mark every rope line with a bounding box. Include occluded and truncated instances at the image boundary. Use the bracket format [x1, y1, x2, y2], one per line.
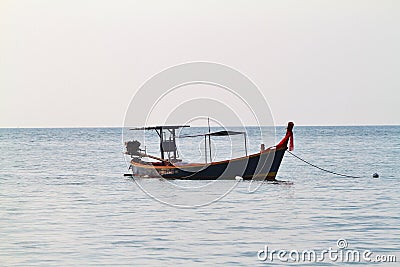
[287, 151, 361, 178]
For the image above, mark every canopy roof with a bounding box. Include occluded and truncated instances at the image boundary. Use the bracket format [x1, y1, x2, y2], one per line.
[130, 125, 189, 131]
[178, 130, 245, 138]
[207, 130, 245, 136]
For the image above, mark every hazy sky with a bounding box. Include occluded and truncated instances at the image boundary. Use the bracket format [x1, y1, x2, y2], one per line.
[1, 0, 399, 127]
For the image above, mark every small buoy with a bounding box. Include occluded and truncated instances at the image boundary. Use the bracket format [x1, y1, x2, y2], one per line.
[235, 176, 243, 181]
[372, 173, 379, 178]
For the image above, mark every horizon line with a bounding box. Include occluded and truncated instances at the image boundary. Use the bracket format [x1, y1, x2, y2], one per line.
[1, 123, 399, 129]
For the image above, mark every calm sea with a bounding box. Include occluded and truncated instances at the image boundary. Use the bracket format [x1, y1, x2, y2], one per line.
[0, 126, 399, 266]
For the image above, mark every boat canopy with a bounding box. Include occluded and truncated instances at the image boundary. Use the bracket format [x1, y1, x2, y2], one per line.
[207, 130, 244, 136]
[178, 130, 248, 162]
[129, 125, 189, 131]
[128, 125, 189, 161]
[178, 130, 245, 138]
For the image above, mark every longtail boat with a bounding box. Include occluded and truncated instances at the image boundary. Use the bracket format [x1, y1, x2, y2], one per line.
[125, 122, 294, 181]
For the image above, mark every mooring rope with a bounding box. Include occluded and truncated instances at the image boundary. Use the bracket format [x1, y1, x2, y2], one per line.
[287, 151, 362, 178]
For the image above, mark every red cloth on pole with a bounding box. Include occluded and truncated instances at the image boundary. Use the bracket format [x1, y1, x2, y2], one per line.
[276, 122, 294, 151]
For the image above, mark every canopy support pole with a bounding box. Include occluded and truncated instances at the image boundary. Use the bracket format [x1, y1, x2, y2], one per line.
[159, 128, 164, 160]
[208, 135, 212, 162]
[204, 135, 207, 163]
[244, 132, 248, 156]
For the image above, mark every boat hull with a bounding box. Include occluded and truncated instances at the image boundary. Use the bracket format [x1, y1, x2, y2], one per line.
[130, 147, 286, 181]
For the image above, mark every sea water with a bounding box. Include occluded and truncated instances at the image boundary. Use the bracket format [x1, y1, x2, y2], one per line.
[0, 126, 399, 266]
